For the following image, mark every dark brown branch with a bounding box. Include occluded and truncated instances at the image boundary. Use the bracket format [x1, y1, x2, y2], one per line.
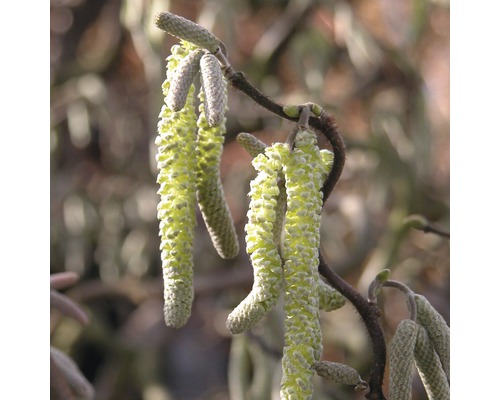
[319, 253, 387, 400]
[404, 214, 450, 239]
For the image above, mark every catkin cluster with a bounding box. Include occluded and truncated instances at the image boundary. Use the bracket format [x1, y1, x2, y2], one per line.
[389, 298, 450, 399]
[156, 39, 238, 328]
[229, 129, 346, 399]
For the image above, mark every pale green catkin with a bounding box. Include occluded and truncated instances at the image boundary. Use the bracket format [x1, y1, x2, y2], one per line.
[313, 361, 367, 388]
[280, 129, 326, 400]
[414, 294, 450, 382]
[154, 12, 220, 53]
[414, 325, 450, 400]
[225, 146, 286, 334]
[389, 319, 418, 400]
[196, 84, 239, 260]
[156, 42, 198, 328]
[318, 279, 346, 311]
[166, 48, 204, 112]
[236, 132, 267, 158]
[200, 53, 226, 127]
[319, 149, 334, 180]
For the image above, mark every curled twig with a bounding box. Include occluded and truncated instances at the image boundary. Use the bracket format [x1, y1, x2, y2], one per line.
[404, 214, 450, 239]
[368, 273, 417, 322]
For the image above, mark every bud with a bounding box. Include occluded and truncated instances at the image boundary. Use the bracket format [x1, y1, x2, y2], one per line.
[283, 105, 300, 118]
[375, 269, 391, 283]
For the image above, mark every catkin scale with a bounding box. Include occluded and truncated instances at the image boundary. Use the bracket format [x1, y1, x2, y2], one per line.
[154, 12, 220, 53]
[389, 319, 418, 400]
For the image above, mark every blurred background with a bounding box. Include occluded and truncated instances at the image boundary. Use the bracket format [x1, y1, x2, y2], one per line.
[50, 0, 449, 399]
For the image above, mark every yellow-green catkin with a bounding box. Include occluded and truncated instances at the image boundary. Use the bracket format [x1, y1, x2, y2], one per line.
[156, 42, 198, 328]
[415, 294, 450, 382]
[414, 325, 450, 400]
[318, 279, 346, 311]
[236, 132, 267, 158]
[389, 319, 419, 400]
[196, 80, 239, 260]
[280, 128, 326, 400]
[225, 145, 287, 333]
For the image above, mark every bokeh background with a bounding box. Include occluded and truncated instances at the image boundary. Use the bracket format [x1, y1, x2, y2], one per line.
[50, 0, 449, 399]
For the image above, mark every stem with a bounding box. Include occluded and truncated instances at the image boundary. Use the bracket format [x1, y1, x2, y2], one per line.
[319, 253, 387, 400]
[227, 71, 346, 199]
[225, 67, 385, 400]
[382, 280, 417, 322]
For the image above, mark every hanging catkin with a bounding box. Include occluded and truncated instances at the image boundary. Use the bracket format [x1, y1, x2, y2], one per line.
[196, 83, 239, 260]
[156, 42, 198, 328]
[280, 128, 326, 400]
[389, 319, 418, 400]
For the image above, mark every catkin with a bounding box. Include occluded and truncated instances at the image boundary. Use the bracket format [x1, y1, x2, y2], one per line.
[200, 53, 226, 127]
[313, 361, 366, 388]
[280, 128, 326, 400]
[154, 12, 220, 53]
[196, 83, 239, 260]
[414, 325, 450, 400]
[156, 42, 198, 328]
[415, 294, 450, 382]
[318, 279, 346, 311]
[226, 147, 285, 333]
[389, 319, 418, 400]
[236, 132, 267, 158]
[166, 48, 204, 112]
